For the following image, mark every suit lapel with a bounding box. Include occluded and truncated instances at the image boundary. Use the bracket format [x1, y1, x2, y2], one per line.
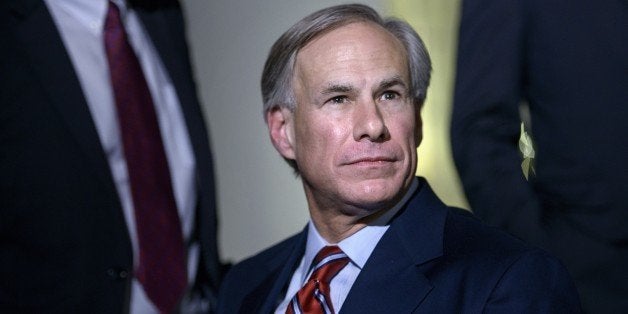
[341, 179, 447, 313]
[241, 229, 308, 314]
[9, 0, 116, 191]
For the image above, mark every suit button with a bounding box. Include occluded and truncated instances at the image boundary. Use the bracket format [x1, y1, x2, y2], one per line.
[107, 267, 130, 280]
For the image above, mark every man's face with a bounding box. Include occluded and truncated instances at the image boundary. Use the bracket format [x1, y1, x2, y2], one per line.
[268, 22, 421, 218]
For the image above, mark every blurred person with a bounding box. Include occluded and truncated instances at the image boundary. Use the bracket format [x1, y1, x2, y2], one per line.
[217, 4, 581, 313]
[451, 0, 628, 312]
[1, 0, 223, 312]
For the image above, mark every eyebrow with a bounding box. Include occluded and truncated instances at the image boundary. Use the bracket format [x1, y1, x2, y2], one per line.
[320, 83, 355, 95]
[319, 76, 408, 96]
[378, 76, 407, 91]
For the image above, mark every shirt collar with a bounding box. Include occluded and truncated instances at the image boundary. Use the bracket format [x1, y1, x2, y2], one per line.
[301, 178, 419, 281]
[44, 0, 127, 35]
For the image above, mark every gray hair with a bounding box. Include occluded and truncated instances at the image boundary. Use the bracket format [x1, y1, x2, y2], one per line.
[261, 3, 432, 117]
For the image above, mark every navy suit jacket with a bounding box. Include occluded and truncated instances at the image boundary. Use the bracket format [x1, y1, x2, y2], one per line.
[451, 0, 628, 311]
[217, 178, 581, 313]
[0, 0, 221, 312]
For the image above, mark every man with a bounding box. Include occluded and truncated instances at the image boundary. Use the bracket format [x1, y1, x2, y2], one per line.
[217, 4, 580, 313]
[1, 0, 222, 312]
[451, 0, 628, 312]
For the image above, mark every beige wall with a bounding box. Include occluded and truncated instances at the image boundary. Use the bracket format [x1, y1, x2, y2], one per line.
[389, 0, 468, 209]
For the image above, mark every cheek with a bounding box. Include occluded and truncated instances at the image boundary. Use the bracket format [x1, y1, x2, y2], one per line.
[295, 117, 350, 163]
[389, 115, 418, 146]
[294, 118, 328, 155]
[403, 111, 421, 149]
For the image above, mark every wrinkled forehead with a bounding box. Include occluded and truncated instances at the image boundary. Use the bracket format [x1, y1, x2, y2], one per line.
[293, 22, 410, 93]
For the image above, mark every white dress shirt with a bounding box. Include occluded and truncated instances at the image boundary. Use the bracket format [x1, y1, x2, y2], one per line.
[275, 178, 419, 313]
[44, 0, 199, 312]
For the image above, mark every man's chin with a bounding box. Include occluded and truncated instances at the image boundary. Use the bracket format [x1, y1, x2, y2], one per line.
[345, 182, 403, 209]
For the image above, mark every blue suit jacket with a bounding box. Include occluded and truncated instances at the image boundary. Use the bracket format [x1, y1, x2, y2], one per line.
[217, 178, 581, 313]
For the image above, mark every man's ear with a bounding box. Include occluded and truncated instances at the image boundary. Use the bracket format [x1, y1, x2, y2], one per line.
[267, 106, 296, 160]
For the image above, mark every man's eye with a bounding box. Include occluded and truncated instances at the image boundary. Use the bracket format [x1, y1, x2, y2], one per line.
[381, 92, 398, 101]
[329, 96, 348, 104]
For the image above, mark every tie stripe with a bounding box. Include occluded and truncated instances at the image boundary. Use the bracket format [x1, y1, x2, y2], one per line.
[313, 252, 348, 272]
[286, 246, 349, 314]
[314, 290, 333, 314]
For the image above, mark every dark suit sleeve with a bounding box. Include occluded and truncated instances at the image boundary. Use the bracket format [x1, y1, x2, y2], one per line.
[451, 0, 544, 243]
[484, 249, 582, 313]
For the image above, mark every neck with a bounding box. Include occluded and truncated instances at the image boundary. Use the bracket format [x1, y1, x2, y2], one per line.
[307, 201, 393, 243]
[303, 178, 418, 243]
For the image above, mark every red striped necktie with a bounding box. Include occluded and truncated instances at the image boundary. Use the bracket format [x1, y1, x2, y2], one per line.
[286, 246, 349, 314]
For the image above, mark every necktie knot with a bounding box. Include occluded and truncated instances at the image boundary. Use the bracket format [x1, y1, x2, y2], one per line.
[309, 246, 349, 285]
[286, 246, 349, 314]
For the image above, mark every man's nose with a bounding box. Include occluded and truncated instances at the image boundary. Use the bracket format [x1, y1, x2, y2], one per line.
[352, 98, 389, 142]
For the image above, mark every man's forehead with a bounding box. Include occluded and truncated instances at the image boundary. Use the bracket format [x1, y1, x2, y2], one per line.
[293, 22, 409, 91]
[293, 62, 411, 97]
[297, 21, 402, 58]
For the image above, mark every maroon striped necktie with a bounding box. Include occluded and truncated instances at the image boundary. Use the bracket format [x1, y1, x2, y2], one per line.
[286, 246, 350, 314]
[103, 2, 187, 312]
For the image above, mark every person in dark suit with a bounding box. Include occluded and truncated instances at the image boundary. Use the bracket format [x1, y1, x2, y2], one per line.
[217, 4, 581, 313]
[1, 0, 222, 312]
[451, 0, 628, 312]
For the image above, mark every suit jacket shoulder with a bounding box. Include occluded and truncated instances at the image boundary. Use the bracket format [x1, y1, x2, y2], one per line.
[444, 208, 582, 312]
[342, 178, 581, 313]
[217, 231, 306, 313]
